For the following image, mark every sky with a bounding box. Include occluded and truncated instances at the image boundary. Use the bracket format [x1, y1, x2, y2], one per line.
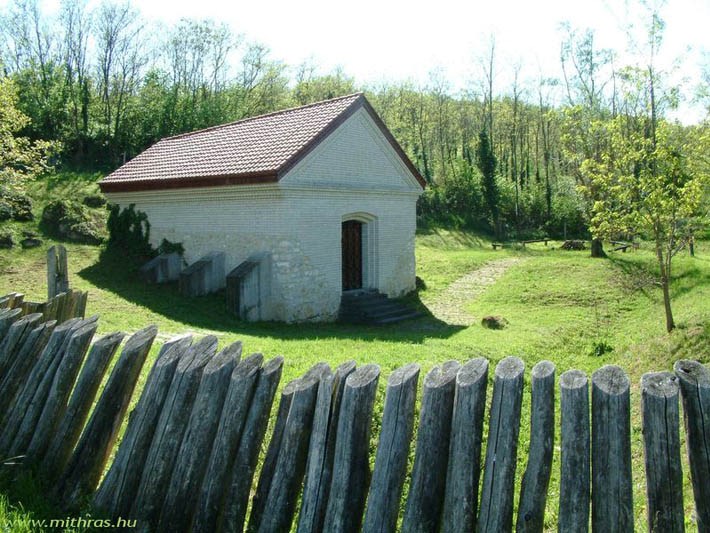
[3, 0, 709, 121]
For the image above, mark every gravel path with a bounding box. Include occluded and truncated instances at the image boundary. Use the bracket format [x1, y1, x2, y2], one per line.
[427, 257, 523, 326]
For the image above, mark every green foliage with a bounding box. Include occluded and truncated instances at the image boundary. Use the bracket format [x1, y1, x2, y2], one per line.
[104, 203, 153, 263]
[0, 78, 58, 193]
[157, 238, 185, 256]
[41, 199, 106, 244]
[82, 194, 107, 208]
[476, 129, 500, 230]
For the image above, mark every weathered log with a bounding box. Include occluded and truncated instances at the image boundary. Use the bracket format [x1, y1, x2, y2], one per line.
[0, 308, 22, 344]
[57, 325, 157, 506]
[442, 358, 489, 533]
[192, 352, 264, 533]
[477, 356, 525, 533]
[220, 355, 284, 533]
[674, 360, 710, 532]
[641, 372, 684, 533]
[24, 320, 98, 462]
[41, 331, 125, 480]
[130, 335, 218, 527]
[558, 369, 590, 532]
[249, 362, 328, 533]
[158, 341, 242, 531]
[92, 334, 193, 519]
[402, 360, 461, 533]
[0, 320, 56, 416]
[0, 318, 82, 455]
[246, 375, 299, 532]
[363, 363, 420, 533]
[298, 360, 357, 533]
[0, 312, 43, 376]
[47, 244, 69, 299]
[323, 364, 381, 533]
[517, 360, 556, 533]
[591, 365, 633, 532]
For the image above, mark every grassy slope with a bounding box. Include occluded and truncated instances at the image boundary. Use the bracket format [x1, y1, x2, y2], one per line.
[1, 173, 709, 530]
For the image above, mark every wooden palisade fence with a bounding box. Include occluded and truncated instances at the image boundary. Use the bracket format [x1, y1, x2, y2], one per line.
[0, 307, 708, 532]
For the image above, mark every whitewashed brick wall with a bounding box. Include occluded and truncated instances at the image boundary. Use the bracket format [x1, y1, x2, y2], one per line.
[106, 108, 423, 322]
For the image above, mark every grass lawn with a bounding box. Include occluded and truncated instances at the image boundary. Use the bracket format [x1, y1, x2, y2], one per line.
[1, 174, 708, 530]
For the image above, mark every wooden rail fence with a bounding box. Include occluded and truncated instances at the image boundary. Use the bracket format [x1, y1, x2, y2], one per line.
[0, 311, 709, 532]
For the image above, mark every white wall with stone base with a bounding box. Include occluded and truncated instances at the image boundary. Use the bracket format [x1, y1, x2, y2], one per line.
[105, 107, 423, 322]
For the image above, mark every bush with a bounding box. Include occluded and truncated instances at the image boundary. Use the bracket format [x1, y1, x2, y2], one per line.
[104, 203, 154, 262]
[0, 231, 13, 248]
[83, 194, 107, 208]
[0, 201, 12, 221]
[0, 189, 33, 221]
[41, 199, 106, 244]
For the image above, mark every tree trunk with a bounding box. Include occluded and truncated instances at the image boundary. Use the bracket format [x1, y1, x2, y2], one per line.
[590, 238, 606, 258]
[656, 245, 675, 333]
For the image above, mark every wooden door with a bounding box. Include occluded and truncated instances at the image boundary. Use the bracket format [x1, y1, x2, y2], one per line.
[342, 220, 363, 290]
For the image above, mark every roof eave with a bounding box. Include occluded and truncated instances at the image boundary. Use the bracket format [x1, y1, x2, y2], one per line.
[99, 171, 279, 194]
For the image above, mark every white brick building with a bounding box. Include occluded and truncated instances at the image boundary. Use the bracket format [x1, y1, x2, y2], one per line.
[100, 94, 425, 322]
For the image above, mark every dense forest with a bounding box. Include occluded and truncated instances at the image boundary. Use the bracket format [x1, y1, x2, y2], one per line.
[0, 0, 708, 243]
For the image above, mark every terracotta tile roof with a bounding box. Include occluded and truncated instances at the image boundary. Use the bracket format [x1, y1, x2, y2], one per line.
[99, 93, 425, 193]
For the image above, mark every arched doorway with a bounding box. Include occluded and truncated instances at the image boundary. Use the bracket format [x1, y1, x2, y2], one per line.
[342, 220, 363, 290]
[341, 213, 378, 292]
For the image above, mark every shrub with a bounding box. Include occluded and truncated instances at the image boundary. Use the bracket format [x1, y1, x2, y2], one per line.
[0, 231, 13, 248]
[104, 204, 153, 262]
[83, 194, 107, 208]
[41, 199, 106, 244]
[0, 201, 12, 221]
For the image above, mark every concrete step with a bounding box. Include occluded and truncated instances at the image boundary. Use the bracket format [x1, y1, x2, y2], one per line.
[339, 291, 422, 325]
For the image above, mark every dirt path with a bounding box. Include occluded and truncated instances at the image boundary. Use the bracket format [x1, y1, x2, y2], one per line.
[427, 257, 523, 326]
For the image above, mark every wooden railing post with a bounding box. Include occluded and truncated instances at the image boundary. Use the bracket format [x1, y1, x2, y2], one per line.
[402, 360, 461, 532]
[517, 360, 556, 532]
[442, 358, 488, 533]
[674, 360, 710, 531]
[558, 369, 590, 532]
[477, 356, 525, 532]
[641, 371, 685, 532]
[591, 365, 634, 532]
[363, 363, 419, 533]
[323, 364, 380, 533]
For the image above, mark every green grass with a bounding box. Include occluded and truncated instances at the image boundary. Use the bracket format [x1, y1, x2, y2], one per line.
[2, 187, 709, 531]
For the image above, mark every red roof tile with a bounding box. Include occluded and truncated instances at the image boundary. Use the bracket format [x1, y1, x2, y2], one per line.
[99, 93, 425, 193]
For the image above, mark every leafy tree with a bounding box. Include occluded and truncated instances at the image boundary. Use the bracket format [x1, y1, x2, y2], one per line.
[583, 117, 708, 332]
[0, 77, 57, 192]
[476, 128, 500, 236]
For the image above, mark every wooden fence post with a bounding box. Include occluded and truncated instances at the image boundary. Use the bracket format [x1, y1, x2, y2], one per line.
[441, 358, 489, 533]
[477, 356, 525, 533]
[558, 369, 590, 532]
[674, 360, 710, 531]
[591, 365, 634, 532]
[0, 312, 44, 377]
[517, 360, 556, 533]
[363, 363, 420, 533]
[131, 335, 218, 528]
[641, 371, 685, 532]
[251, 363, 328, 533]
[220, 355, 284, 533]
[0, 320, 56, 416]
[24, 320, 98, 462]
[47, 245, 69, 299]
[92, 334, 193, 519]
[41, 331, 125, 480]
[57, 325, 157, 506]
[323, 364, 381, 533]
[0, 308, 23, 346]
[247, 376, 300, 532]
[298, 360, 356, 533]
[193, 352, 264, 533]
[0, 318, 83, 456]
[158, 341, 242, 531]
[402, 360, 461, 533]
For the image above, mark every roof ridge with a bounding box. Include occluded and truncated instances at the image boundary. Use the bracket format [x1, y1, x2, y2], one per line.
[164, 92, 364, 142]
